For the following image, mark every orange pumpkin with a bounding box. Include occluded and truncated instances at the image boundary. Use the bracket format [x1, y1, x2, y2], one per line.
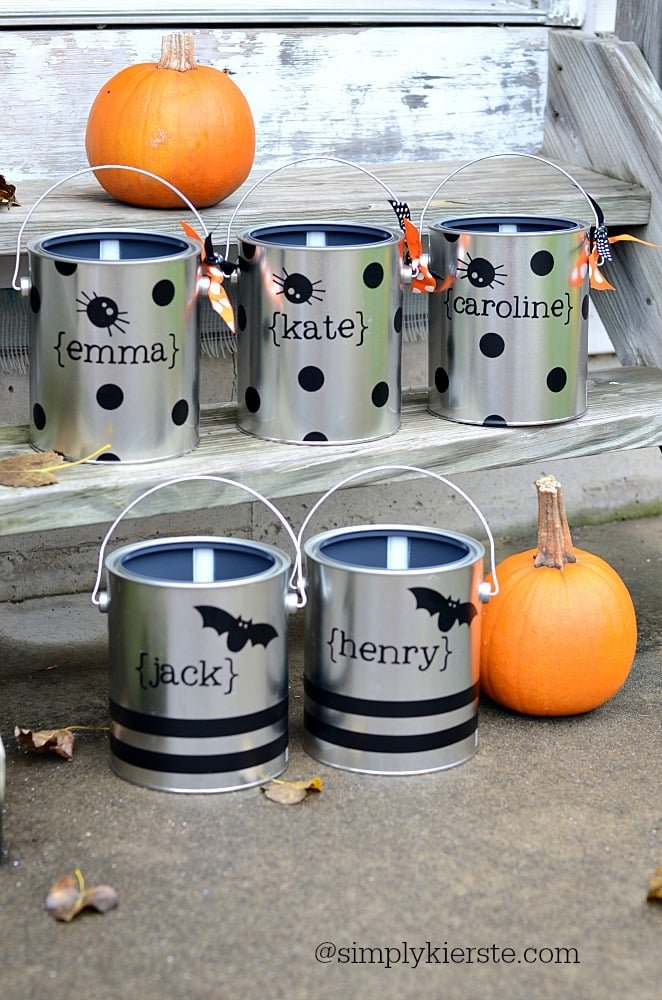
[480, 475, 637, 716]
[85, 32, 255, 209]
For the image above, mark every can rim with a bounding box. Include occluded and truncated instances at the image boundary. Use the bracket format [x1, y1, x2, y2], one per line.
[238, 219, 402, 248]
[429, 214, 588, 235]
[304, 523, 485, 575]
[27, 228, 200, 263]
[104, 535, 291, 588]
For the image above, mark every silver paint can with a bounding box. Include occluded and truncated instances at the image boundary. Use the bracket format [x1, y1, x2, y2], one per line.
[14, 166, 212, 462]
[225, 158, 412, 444]
[93, 476, 301, 793]
[423, 155, 602, 426]
[297, 465, 496, 775]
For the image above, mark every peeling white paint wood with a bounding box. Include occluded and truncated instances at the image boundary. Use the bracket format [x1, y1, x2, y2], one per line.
[539, 0, 587, 25]
[543, 30, 662, 366]
[1, 26, 548, 179]
[0, 368, 659, 538]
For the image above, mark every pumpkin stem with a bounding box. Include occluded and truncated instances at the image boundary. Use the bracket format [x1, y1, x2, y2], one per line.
[533, 475, 577, 569]
[158, 32, 197, 72]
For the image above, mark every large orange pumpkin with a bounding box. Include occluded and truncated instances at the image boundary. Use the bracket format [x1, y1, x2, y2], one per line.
[85, 32, 255, 209]
[480, 475, 637, 716]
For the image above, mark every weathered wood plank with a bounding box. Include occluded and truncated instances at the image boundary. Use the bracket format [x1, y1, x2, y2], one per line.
[1, 26, 547, 180]
[0, 366, 660, 537]
[0, 2, 548, 27]
[616, 0, 662, 84]
[0, 159, 650, 284]
[543, 30, 662, 367]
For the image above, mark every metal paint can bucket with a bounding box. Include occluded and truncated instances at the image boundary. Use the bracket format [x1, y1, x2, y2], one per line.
[224, 157, 411, 444]
[93, 476, 302, 792]
[14, 166, 211, 462]
[423, 154, 602, 426]
[296, 465, 497, 774]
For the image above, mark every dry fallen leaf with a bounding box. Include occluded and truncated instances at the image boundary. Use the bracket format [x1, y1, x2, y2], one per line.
[0, 445, 111, 488]
[45, 869, 118, 922]
[15, 726, 76, 761]
[647, 865, 662, 902]
[0, 174, 19, 208]
[0, 452, 65, 488]
[262, 775, 324, 805]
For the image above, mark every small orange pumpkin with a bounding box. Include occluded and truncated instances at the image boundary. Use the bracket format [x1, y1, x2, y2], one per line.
[480, 475, 637, 716]
[85, 32, 255, 209]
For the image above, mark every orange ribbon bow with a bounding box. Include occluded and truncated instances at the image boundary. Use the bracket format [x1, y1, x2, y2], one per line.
[403, 218, 437, 293]
[180, 221, 236, 333]
[572, 233, 662, 292]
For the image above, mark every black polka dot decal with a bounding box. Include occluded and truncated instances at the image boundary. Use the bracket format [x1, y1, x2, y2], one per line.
[33, 403, 46, 430]
[55, 260, 77, 276]
[303, 431, 328, 442]
[28, 260, 203, 462]
[394, 306, 403, 334]
[171, 399, 189, 426]
[245, 387, 261, 413]
[363, 262, 384, 289]
[435, 367, 450, 394]
[530, 250, 554, 276]
[434, 231, 585, 424]
[237, 304, 247, 332]
[479, 332, 505, 358]
[241, 243, 257, 260]
[298, 366, 324, 392]
[152, 279, 175, 306]
[96, 383, 124, 410]
[371, 382, 389, 407]
[546, 367, 568, 392]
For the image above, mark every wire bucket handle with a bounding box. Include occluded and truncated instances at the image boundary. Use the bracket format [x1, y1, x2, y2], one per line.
[290, 464, 499, 606]
[91, 474, 305, 611]
[418, 152, 610, 262]
[11, 164, 211, 294]
[221, 155, 414, 266]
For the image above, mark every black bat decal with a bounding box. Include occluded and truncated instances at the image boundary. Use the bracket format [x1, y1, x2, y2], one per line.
[409, 587, 478, 633]
[195, 605, 278, 652]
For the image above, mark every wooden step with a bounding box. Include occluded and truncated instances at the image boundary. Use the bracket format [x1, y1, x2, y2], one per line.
[0, 158, 651, 285]
[0, 366, 660, 539]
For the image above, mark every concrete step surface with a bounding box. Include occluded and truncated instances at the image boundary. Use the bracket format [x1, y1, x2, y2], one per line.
[0, 514, 660, 1000]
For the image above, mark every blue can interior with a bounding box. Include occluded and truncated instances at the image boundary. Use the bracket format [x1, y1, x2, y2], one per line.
[247, 222, 395, 248]
[120, 541, 276, 582]
[41, 231, 191, 261]
[438, 215, 582, 234]
[317, 528, 471, 570]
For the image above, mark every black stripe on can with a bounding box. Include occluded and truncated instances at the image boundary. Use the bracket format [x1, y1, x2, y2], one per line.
[304, 677, 478, 718]
[109, 697, 288, 738]
[109, 732, 288, 775]
[303, 711, 477, 754]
